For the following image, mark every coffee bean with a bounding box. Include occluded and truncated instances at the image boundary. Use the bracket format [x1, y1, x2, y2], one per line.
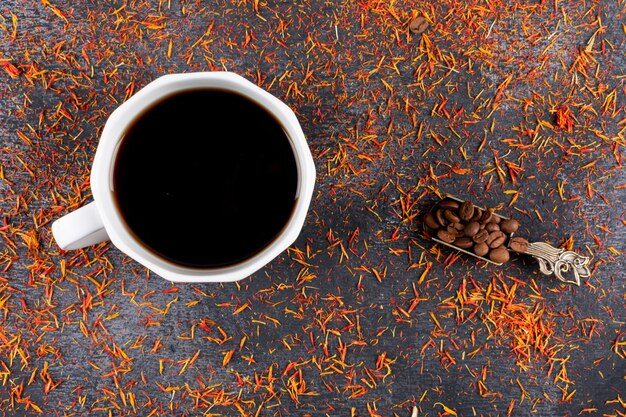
[409, 16, 429, 35]
[485, 222, 500, 232]
[464, 221, 480, 237]
[455, 237, 474, 249]
[446, 224, 459, 236]
[459, 201, 474, 222]
[453, 222, 465, 231]
[487, 231, 506, 248]
[492, 215, 501, 224]
[500, 219, 520, 234]
[444, 209, 461, 223]
[480, 209, 494, 224]
[472, 229, 489, 243]
[424, 212, 440, 229]
[437, 199, 459, 210]
[437, 229, 456, 243]
[509, 236, 529, 253]
[470, 207, 483, 222]
[474, 242, 489, 257]
[489, 247, 510, 263]
[435, 209, 448, 227]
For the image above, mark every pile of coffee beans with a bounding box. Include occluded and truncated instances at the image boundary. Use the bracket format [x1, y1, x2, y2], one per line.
[424, 198, 529, 263]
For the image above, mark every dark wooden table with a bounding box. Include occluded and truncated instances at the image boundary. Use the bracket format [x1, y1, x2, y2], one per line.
[1, 1, 625, 416]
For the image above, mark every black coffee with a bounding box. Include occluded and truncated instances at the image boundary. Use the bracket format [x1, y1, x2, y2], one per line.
[112, 88, 298, 268]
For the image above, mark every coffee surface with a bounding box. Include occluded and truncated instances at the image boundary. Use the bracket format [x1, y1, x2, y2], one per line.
[113, 89, 298, 268]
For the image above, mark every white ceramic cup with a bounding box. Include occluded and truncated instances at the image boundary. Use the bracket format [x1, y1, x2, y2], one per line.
[52, 72, 316, 283]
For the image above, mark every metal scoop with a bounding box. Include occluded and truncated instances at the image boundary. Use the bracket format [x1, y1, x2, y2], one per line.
[428, 195, 591, 286]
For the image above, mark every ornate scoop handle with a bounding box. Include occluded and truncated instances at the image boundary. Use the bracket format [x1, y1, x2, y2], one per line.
[524, 242, 591, 286]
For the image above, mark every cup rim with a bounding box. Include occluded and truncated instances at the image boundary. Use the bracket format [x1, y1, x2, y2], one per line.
[91, 72, 316, 282]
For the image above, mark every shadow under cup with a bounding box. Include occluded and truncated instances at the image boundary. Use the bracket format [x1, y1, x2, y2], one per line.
[111, 88, 299, 269]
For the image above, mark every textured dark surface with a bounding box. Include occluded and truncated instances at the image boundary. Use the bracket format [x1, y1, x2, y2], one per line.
[1, 1, 625, 416]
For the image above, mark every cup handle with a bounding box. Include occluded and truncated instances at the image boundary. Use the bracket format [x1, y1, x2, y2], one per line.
[52, 201, 110, 250]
